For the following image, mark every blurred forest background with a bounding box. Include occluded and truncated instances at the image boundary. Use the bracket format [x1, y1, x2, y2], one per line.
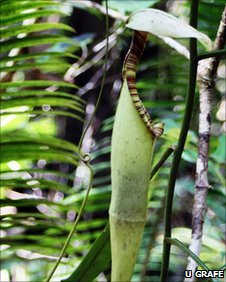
[0, 0, 225, 281]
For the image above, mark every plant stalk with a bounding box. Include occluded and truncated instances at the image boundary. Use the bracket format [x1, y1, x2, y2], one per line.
[149, 146, 175, 180]
[160, 0, 198, 281]
[45, 1, 109, 281]
[196, 49, 226, 61]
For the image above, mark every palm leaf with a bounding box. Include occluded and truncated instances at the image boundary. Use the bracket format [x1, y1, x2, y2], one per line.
[0, 1, 85, 280]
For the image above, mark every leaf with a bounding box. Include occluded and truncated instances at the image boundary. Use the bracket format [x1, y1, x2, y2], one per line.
[1, 110, 84, 122]
[1, 178, 71, 193]
[0, 80, 77, 89]
[1, 135, 78, 152]
[1, 97, 83, 112]
[0, 23, 74, 39]
[0, 0, 87, 279]
[165, 238, 210, 271]
[0, 198, 62, 208]
[0, 52, 78, 64]
[61, 224, 111, 282]
[0, 0, 60, 15]
[1, 62, 71, 73]
[126, 8, 212, 50]
[1, 35, 75, 53]
[0, 10, 66, 26]
[1, 90, 83, 103]
[1, 144, 78, 166]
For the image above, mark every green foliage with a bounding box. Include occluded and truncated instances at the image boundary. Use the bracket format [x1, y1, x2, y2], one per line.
[0, 0, 85, 280]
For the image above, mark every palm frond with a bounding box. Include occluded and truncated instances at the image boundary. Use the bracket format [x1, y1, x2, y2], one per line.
[0, 1, 85, 279]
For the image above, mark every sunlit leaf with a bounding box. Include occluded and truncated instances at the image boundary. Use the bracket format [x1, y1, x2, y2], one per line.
[126, 8, 212, 50]
[0, 23, 74, 39]
[1, 35, 75, 53]
[0, 10, 66, 26]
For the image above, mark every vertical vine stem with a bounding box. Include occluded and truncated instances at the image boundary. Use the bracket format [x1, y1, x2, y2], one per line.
[160, 1, 198, 281]
[77, 2, 109, 155]
[46, 163, 94, 282]
[45, 1, 109, 281]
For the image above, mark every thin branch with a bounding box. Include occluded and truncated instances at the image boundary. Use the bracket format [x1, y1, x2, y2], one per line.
[45, 1, 110, 280]
[184, 6, 226, 282]
[150, 146, 175, 180]
[160, 0, 199, 281]
[64, 30, 121, 83]
[77, 0, 110, 154]
[45, 163, 94, 282]
[196, 49, 226, 61]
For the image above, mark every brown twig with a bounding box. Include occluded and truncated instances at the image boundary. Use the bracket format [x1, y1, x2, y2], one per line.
[184, 6, 226, 282]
